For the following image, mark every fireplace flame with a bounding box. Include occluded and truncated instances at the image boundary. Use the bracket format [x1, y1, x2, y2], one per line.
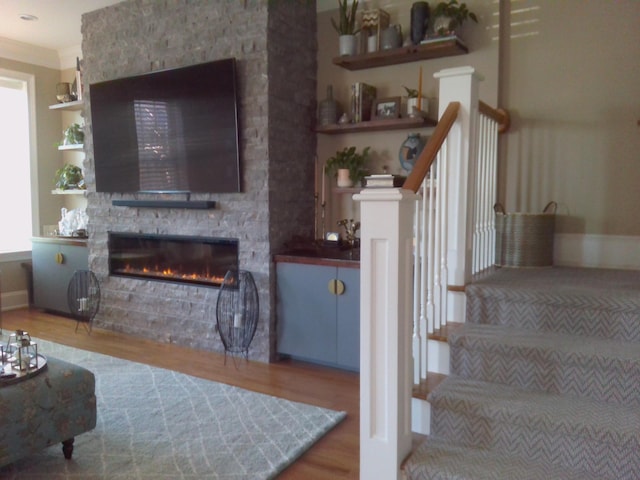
[118, 264, 226, 286]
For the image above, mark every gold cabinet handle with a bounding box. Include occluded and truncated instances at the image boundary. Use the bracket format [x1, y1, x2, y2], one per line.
[327, 279, 345, 296]
[55, 252, 65, 264]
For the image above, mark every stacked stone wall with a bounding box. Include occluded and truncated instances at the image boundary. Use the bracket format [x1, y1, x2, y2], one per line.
[81, 0, 317, 361]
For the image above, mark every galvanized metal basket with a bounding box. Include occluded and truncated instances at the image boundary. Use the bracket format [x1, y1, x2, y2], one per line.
[494, 202, 557, 267]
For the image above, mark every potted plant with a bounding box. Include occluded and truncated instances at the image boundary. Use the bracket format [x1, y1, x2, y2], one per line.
[432, 0, 478, 36]
[325, 146, 370, 187]
[62, 123, 84, 146]
[403, 85, 426, 117]
[54, 163, 84, 190]
[331, 0, 360, 56]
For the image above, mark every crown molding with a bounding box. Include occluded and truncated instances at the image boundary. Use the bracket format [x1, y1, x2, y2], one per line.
[0, 36, 60, 70]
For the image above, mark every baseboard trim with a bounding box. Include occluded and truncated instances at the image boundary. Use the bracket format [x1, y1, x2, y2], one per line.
[554, 233, 640, 270]
[0, 290, 29, 312]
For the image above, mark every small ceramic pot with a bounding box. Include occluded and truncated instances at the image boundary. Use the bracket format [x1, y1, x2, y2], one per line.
[407, 97, 428, 117]
[337, 169, 354, 187]
[339, 35, 358, 56]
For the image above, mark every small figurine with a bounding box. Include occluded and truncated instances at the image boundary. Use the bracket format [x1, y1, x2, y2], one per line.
[338, 112, 350, 125]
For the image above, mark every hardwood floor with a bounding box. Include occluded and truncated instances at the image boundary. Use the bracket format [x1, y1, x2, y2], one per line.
[1, 308, 360, 479]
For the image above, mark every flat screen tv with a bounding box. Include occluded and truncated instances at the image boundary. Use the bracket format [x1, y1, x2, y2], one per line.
[90, 58, 240, 194]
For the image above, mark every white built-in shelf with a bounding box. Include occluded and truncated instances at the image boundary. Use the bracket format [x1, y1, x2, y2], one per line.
[51, 189, 86, 195]
[49, 100, 84, 111]
[57, 144, 83, 151]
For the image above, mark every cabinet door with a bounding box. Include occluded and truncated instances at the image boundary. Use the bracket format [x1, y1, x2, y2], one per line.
[276, 263, 337, 364]
[336, 267, 360, 371]
[32, 243, 88, 314]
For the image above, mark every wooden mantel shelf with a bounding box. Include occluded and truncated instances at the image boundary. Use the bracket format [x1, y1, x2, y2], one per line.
[316, 116, 436, 134]
[332, 37, 468, 71]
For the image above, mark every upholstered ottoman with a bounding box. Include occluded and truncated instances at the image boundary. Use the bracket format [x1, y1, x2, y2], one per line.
[0, 356, 97, 466]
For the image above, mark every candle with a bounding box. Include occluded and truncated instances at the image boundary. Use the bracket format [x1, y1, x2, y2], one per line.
[418, 66, 423, 111]
[321, 163, 326, 204]
[314, 155, 318, 201]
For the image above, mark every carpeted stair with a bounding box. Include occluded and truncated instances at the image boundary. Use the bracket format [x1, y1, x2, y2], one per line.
[404, 267, 640, 480]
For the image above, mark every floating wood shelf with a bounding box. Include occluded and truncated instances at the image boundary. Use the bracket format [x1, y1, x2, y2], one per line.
[332, 37, 468, 71]
[49, 100, 84, 111]
[51, 189, 86, 195]
[57, 144, 84, 151]
[316, 116, 436, 134]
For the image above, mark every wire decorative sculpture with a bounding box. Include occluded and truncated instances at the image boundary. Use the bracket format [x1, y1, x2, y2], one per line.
[67, 270, 100, 334]
[216, 270, 259, 363]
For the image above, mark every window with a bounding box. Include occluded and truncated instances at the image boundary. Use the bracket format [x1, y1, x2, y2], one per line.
[0, 71, 36, 257]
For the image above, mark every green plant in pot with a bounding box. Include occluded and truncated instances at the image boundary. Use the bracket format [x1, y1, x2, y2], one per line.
[62, 123, 84, 146]
[325, 146, 370, 187]
[54, 163, 84, 190]
[432, 0, 478, 36]
[403, 85, 426, 117]
[331, 0, 361, 56]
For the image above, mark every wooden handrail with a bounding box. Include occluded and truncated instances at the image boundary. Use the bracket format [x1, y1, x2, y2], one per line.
[479, 101, 510, 133]
[403, 101, 460, 193]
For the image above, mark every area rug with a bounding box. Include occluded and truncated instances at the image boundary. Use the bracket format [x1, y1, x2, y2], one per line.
[0, 337, 346, 479]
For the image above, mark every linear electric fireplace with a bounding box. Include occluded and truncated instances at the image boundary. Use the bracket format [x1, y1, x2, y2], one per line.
[108, 233, 238, 288]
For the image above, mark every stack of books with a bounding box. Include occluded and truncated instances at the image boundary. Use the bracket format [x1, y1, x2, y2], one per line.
[351, 82, 377, 123]
[364, 174, 407, 188]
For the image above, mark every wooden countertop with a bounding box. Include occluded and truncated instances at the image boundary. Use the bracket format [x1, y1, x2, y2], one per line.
[32, 236, 88, 247]
[274, 248, 360, 269]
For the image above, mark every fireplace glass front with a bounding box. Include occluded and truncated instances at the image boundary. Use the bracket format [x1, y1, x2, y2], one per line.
[108, 233, 238, 288]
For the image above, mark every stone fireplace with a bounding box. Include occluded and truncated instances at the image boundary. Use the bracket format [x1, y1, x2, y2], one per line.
[81, 1, 317, 362]
[108, 233, 239, 288]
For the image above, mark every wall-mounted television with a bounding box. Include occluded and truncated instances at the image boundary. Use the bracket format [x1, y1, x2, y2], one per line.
[90, 58, 240, 194]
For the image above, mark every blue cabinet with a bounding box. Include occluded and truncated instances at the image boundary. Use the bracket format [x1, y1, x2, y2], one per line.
[32, 237, 88, 314]
[276, 261, 360, 371]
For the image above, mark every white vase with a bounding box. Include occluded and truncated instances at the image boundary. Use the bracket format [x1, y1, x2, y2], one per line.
[337, 168, 353, 187]
[339, 35, 358, 56]
[407, 96, 428, 117]
[433, 15, 455, 36]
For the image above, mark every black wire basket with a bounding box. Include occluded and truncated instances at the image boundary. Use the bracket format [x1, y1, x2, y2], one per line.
[216, 270, 259, 361]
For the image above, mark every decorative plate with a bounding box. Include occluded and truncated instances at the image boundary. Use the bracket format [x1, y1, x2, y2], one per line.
[399, 133, 425, 172]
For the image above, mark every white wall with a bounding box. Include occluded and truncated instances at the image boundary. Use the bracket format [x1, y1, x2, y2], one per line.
[500, 0, 640, 238]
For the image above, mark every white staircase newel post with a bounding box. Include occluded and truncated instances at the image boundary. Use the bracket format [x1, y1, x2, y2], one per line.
[434, 66, 482, 319]
[354, 187, 418, 480]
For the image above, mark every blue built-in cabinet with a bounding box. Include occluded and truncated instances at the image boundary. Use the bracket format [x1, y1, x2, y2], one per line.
[276, 257, 360, 372]
[32, 237, 88, 314]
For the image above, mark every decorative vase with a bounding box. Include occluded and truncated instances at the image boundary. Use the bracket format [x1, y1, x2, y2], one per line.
[337, 168, 353, 188]
[399, 133, 425, 172]
[339, 35, 358, 56]
[367, 34, 378, 53]
[380, 25, 402, 50]
[318, 85, 339, 126]
[407, 96, 428, 117]
[433, 15, 454, 36]
[410, 2, 430, 45]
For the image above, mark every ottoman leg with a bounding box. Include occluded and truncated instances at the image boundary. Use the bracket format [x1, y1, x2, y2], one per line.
[62, 438, 75, 459]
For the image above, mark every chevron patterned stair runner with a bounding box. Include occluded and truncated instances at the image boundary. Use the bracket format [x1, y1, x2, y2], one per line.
[404, 267, 640, 480]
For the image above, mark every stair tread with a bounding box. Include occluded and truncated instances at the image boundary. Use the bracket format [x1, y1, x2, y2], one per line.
[404, 436, 605, 480]
[466, 267, 640, 342]
[452, 323, 640, 361]
[468, 267, 640, 310]
[429, 376, 640, 444]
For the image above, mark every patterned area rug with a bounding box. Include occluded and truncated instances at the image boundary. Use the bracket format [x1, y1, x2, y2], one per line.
[0, 338, 346, 479]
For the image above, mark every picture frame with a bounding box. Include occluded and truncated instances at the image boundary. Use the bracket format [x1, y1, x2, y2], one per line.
[372, 97, 401, 120]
